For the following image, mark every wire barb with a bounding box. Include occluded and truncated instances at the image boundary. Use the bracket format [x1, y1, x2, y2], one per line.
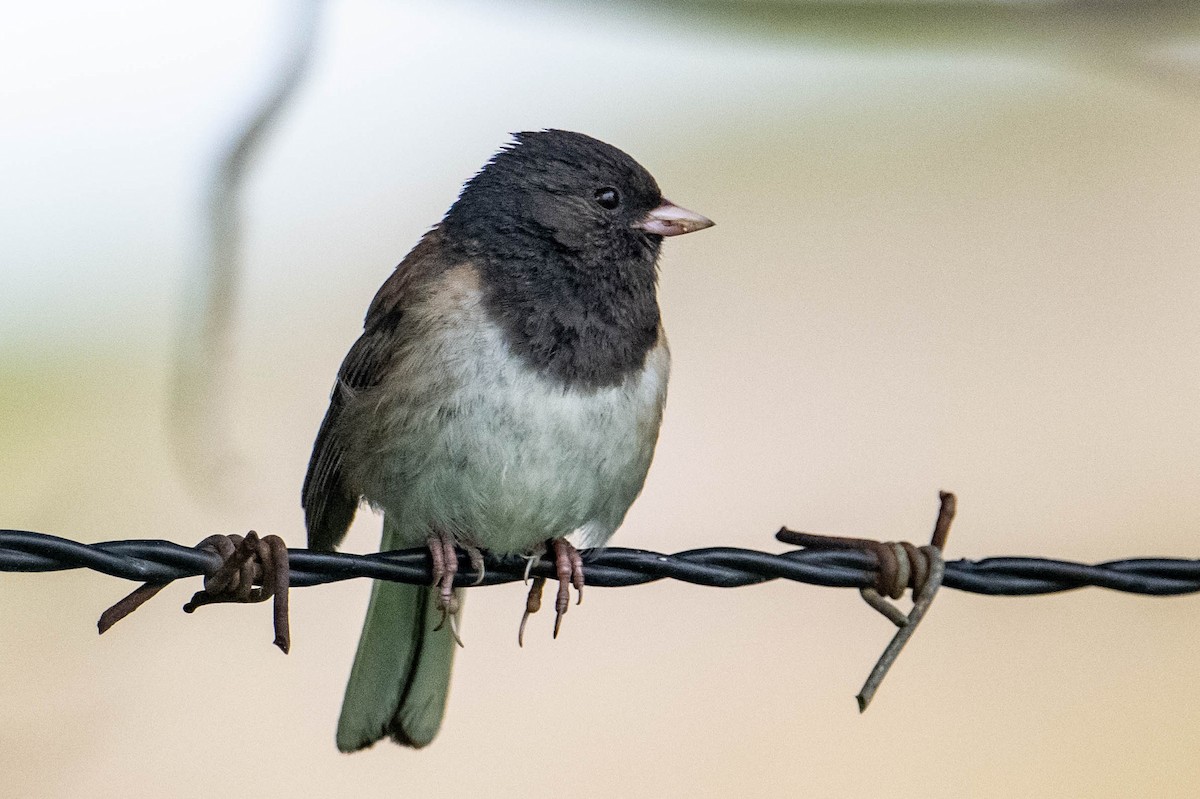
[97, 582, 169, 635]
[778, 491, 955, 711]
[99, 531, 291, 654]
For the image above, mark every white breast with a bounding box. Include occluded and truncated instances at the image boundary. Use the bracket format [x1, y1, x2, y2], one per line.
[340, 266, 670, 554]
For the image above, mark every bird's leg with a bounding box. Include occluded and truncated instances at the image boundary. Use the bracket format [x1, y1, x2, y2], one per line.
[551, 537, 585, 639]
[427, 530, 464, 647]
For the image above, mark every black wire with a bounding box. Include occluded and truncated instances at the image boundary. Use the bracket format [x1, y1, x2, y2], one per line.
[2, 530, 1197, 597]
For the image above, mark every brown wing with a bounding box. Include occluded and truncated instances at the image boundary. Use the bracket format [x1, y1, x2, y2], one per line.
[301, 229, 448, 551]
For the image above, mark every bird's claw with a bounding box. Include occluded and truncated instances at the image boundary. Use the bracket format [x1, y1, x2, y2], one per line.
[433, 599, 465, 648]
[466, 544, 486, 586]
[518, 576, 546, 647]
[552, 537, 585, 638]
[427, 530, 465, 647]
[515, 538, 585, 642]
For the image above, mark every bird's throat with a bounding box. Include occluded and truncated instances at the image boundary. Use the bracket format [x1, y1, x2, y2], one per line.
[479, 249, 661, 390]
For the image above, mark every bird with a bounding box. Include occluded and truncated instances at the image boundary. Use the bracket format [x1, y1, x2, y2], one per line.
[302, 129, 713, 752]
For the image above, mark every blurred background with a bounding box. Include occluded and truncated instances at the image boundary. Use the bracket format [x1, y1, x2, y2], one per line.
[3, 1, 1199, 796]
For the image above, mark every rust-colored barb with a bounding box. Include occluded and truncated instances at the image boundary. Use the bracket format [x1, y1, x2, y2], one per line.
[97, 531, 291, 653]
[778, 491, 956, 711]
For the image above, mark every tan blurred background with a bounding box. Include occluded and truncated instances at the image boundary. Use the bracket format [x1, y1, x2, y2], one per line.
[3, 1, 1200, 796]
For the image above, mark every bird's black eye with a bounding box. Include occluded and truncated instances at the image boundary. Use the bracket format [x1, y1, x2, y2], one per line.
[594, 187, 621, 210]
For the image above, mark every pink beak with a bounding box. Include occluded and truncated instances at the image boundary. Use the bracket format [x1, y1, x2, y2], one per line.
[633, 199, 714, 237]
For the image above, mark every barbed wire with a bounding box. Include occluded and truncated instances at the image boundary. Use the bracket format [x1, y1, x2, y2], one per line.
[4, 490, 1198, 710]
[2, 529, 1197, 596]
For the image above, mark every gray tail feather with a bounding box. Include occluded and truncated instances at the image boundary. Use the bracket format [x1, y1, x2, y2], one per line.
[336, 578, 462, 751]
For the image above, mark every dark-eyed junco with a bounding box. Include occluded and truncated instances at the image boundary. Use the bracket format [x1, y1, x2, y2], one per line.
[302, 129, 713, 751]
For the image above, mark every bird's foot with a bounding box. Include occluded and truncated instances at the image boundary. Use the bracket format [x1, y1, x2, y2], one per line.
[515, 538, 584, 644]
[426, 530, 465, 647]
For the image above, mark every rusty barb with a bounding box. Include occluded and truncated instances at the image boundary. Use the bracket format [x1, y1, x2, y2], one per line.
[777, 491, 956, 712]
[97, 531, 291, 654]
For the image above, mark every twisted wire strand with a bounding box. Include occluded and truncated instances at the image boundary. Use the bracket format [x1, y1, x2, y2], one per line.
[2, 530, 1197, 597]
